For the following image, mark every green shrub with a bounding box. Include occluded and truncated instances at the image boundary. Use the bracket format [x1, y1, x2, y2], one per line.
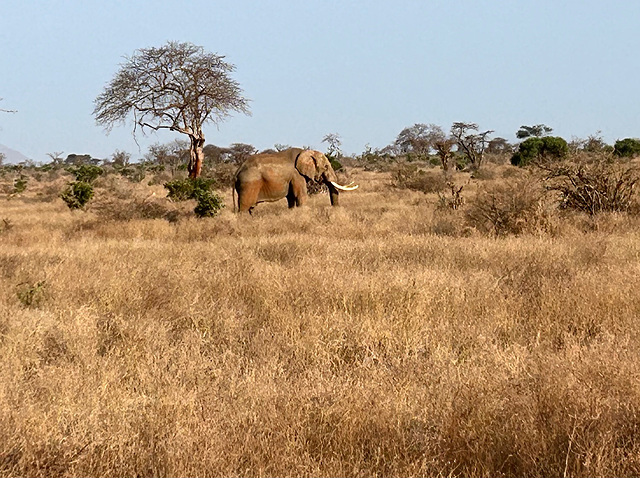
[164, 177, 223, 217]
[194, 190, 225, 217]
[67, 164, 103, 183]
[357, 145, 396, 171]
[164, 177, 215, 201]
[13, 176, 27, 194]
[613, 138, 640, 158]
[329, 157, 343, 172]
[511, 136, 568, 166]
[454, 155, 471, 170]
[60, 181, 94, 209]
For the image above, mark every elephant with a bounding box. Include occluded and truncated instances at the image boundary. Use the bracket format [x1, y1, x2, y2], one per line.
[233, 148, 358, 213]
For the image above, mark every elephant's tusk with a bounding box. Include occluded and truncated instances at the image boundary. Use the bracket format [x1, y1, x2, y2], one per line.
[330, 181, 359, 191]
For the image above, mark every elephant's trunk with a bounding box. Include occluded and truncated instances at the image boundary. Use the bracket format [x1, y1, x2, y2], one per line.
[322, 169, 340, 206]
[327, 182, 340, 206]
[322, 169, 358, 206]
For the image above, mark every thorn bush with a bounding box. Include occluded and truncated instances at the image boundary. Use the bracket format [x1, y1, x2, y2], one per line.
[543, 159, 640, 215]
[391, 163, 447, 194]
[466, 178, 550, 235]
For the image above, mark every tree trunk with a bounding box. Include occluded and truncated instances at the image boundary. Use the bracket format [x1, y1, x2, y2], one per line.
[188, 135, 206, 179]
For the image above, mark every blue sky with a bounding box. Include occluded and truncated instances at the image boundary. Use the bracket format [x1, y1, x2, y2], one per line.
[1, 0, 639, 162]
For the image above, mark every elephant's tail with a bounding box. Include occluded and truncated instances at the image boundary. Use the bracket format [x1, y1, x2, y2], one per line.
[232, 182, 237, 213]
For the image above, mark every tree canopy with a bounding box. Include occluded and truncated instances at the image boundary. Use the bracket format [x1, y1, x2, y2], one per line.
[451, 122, 493, 170]
[511, 136, 568, 166]
[394, 123, 445, 157]
[93, 41, 250, 178]
[614, 138, 640, 158]
[516, 124, 553, 139]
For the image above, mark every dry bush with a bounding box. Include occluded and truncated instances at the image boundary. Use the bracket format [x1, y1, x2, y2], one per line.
[146, 170, 174, 186]
[431, 207, 469, 236]
[466, 176, 553, 236]
[2, 170, 640, 477]
[305, 178, 328, 195]
[391, 163, 447, 194]
[502, 164, 527, 179]
[543, 158, 640, 215]
[207, 163, 237, 189]
[437, 180, 468, 211]
[90, 194, 181, 222]
[470, 162, 499, 180]
[87, 175, 188, 222]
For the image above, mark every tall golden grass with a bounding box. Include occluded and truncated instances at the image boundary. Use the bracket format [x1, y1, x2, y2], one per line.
[1, 167, 640, 476]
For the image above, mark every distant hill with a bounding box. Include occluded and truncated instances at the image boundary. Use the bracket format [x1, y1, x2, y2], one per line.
[0, 144, 29, 164]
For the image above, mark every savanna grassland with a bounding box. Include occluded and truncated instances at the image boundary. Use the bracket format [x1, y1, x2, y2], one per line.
[2, 162, 640, 477]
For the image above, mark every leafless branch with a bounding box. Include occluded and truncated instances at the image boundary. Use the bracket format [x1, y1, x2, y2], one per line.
[93, 41, 250, 177]
[0, 98, 17, 113]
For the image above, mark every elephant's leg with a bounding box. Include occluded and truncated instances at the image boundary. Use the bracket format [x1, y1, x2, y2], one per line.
[237, 182, 260, 212]
[291, 178, 307, 207]
[286, 183, 297, 208]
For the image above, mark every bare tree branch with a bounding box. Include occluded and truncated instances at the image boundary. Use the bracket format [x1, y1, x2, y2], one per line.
[0, 98, 17, 114]
[93, 41, 250, 178]
[451, 122, 493, 171]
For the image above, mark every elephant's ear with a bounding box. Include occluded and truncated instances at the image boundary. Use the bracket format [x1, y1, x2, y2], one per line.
[295, 150, 317, 179]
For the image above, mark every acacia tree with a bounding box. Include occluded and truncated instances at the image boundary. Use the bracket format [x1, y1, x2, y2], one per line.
[46, 151, 65, 166]
[145, 140, 189, 175]
[93, 41, 250, 178]
[433, 138, 456, 171]
[516, 124, 552, 139]
[322, 133, 343, 158]
[451, 122, 493, 171]
[395, 123, 445, 158]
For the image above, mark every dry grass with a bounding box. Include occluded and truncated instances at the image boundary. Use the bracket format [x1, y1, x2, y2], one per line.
[1, 167, 640, 476]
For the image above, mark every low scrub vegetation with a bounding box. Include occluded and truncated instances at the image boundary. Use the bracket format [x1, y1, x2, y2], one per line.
[164, 177, 224, 217]
[60, 164, 103, 209]
[2, 158, 640, 477]
[391, 163, 447, 194]
[466, 177, 551, 236]
[543, 157, 640, 215]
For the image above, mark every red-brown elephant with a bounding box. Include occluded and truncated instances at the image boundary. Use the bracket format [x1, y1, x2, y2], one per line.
[233, 148, 358, 213]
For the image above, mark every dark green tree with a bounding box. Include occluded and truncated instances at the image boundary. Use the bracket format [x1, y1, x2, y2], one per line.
[516, 124, 553, 139]
[614, 138, 640, 158]
[511, 136, 568, 166]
